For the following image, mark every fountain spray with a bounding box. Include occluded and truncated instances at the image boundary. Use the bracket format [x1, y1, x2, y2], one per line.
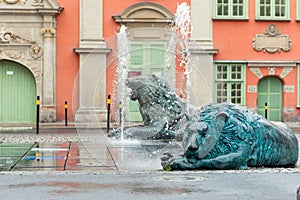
[172, 2, 192, 104]
[116, 25, 130, 141]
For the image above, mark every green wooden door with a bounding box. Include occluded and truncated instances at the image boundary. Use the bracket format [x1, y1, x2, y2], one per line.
[126, 41, 167, 121]
[257, 76, 282, 121]
[0, 60, 36, 123]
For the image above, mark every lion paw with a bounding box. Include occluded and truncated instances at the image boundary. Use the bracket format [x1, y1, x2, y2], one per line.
[161, 152, 174, 170]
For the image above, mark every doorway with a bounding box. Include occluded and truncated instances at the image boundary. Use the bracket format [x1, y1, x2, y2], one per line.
[0, 60, 36, 123]
[257, 76, 282, 121]
[126, 41, 167, 121]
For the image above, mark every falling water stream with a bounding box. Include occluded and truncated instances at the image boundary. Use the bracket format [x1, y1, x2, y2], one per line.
[115, 3, 192, 141]
[116, 25, 130, 142]
[171, 2, 192, 104]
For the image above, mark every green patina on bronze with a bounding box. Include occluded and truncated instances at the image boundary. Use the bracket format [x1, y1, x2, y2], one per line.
[115, 75, 299, 170]
[162, 103, 299, 170]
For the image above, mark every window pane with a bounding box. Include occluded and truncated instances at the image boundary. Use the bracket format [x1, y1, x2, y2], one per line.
[215, 64, 244, 105]
[130, 45, 143, 65]
[216, 82, 227, 103]
[217, 0, 229, 16]
[217, 65, 228, 80]
[239, 6, 244, 15]
[266, 5, 271, 16]
[231, 83, 242, 104]
[259, 0, 287, 18]
[232, 0, 244, 16]
[231, 65, 242, 80]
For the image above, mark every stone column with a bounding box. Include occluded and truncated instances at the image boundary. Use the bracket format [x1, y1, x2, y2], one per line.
[188, 0, 218, 107]
[75, 0, 111, 123]
[40, 14, 57, 122]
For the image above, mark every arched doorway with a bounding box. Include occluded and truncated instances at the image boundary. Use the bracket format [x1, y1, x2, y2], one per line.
[257, 76, 282, 121]
[0, 60, 36, 123]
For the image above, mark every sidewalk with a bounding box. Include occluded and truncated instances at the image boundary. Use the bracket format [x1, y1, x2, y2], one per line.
[1, 121, 300, 131]
[0, 121, 140, 131]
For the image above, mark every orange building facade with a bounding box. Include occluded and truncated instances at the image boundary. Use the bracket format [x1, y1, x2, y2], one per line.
[213, 0, 300, 121]
[1, 0, 300, 124]
[55, 0, 215, 123]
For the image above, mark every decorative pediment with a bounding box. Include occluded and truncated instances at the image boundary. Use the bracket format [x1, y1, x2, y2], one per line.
[113, 2, 173, 23]
[252, 24, 291, 53]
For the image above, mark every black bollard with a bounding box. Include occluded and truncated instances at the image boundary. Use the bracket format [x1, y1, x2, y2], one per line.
[264, 102, 268, 119]
[36, 96, 40, 135]
[297, 186, 300, 200]
[64, 101, 68, 126]
[107, 95, 111, 133]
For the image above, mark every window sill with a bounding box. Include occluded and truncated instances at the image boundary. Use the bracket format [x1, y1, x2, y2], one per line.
[212, 17, 249, 21]
[255, 18, 291, 22]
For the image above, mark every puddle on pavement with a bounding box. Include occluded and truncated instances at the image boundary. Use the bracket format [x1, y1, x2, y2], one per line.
[0, 138, 183, 172]
[0, 142, 68, 171]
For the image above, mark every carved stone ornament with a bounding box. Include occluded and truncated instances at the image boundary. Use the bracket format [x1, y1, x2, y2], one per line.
[252, 24, 292, 53]
[0, 0, 27, 4]
[280, 67, 294, 79]
[0, 29, 14, 43]
[249, 67, 263, 79]
[41, 27, 56, 38]
[29, 44, 43, 59]
[30, 0, 42, 5]
[0, 27, 35, 44]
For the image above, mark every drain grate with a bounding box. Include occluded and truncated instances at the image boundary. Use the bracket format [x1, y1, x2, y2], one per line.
[155, 176, 204, 182]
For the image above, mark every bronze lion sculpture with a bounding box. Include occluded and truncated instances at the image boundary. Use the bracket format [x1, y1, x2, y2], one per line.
[110, 74, 186, 139]
[111, 74, 298, 170]
[161, 103, 299, 170]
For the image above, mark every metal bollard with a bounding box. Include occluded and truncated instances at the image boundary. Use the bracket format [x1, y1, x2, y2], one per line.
[119, 101, 123, 125]
[107, 95, 111, 133]
[264, 102, 268, 119]
[36, 96, 40, 135]
[297, 185, 300, 200]
[36, 143, 40, 161]
[64, 101, 68, 126]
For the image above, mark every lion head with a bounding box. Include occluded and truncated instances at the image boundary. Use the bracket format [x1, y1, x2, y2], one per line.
[183, 103, 260, 160]
[126, 74, 186, 128]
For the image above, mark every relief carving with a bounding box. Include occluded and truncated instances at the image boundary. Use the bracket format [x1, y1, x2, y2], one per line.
[252, 24, 291, 53]
[0, 27, 43, 59]
[268, 67, 275, 75]
[280, 67, 294, 79]
[0, 27, 35, 44]
[0, 0, 27, 4]
[1, 50, 25, 62]
[30, 0, 42, 5]
[28, 61, 41, 82]
[41, 27, 56, 38]
[30, 45, 43, 59]
[249, 67, 263, 78]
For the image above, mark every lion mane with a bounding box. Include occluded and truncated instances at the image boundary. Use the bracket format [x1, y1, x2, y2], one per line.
[128, 75, 186, 129]
[195, 103, 259, 159]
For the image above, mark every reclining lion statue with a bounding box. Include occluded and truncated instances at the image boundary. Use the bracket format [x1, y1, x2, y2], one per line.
[161, 103, 299, 170]
[112, 74, 298, 170]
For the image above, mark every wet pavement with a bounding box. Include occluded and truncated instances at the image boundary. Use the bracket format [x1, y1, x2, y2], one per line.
[0, 129, 183, 172]
[0, 127, 300, 199]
